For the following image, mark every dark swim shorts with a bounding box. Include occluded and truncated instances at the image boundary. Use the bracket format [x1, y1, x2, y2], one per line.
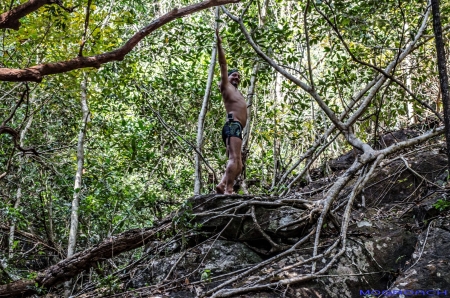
[222, 121, 243, 147]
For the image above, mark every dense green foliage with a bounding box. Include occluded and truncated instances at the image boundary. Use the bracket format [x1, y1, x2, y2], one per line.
[1, 0, 449, 292]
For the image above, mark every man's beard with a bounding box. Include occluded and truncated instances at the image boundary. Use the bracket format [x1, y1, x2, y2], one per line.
[231, 81, 238, 88]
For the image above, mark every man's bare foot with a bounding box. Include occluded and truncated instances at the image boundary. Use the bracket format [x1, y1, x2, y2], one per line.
[216, 184, 225, 194]
[224, 188, 235, 195]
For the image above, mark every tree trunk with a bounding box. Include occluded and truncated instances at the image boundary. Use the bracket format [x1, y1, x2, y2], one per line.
[241, 63, 260, 151]
[431, 0, 450, 173]
[240, 63, 260, 194]
[65, 72, 90, 297]
[8, 113, 33, 259]
[194, 7, 219, 195]
[404, 22, 416, 125]
[271, 72, 283, 189]
[240, 0, 266, 188]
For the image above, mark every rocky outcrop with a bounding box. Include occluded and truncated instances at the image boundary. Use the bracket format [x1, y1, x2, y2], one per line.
[119, 144, 450, 297]
[128, 240, 263, 290]
[390, 217, 450, 297]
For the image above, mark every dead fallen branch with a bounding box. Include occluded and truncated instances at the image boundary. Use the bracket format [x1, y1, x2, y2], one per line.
[0, 219, 171, 298]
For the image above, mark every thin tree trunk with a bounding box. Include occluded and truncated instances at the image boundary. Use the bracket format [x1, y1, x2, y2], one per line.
[241, 63, 260, 151]
[194, 7, 219, 195]
[405, 56, 415, 124]
[239, 0, 268, 194]
[8, 111, 33, 259]
[431, 0, 450, 173]
[64, 72, 90, 297]
[8, 187, 21, 259]
[404, 22, 416, 125]
[241, 0, 267, 148]
[240, 63, 260, 194]
[47, 186, 54, 246]
[271, 72, 282, 189]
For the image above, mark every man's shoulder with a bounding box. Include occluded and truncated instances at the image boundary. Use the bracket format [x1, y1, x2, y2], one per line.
[220, 80, 233, 89]
[220, 81, 239, 93]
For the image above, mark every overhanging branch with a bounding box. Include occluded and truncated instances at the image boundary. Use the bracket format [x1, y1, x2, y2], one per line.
[0, 0, 240, 82]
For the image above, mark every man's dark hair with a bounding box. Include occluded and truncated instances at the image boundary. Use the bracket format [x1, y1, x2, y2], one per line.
[228, 69, 239, 76]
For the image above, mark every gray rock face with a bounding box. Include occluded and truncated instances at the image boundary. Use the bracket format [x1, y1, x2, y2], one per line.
[201, 240, 263, 273]
[390, 218, 450, 297]
[239, 206, 310, 241]
[127, 240, 262, 289]
[318, 220, 418, 298]
[362, 150, 447, 206]
[190, 195, 314, 246]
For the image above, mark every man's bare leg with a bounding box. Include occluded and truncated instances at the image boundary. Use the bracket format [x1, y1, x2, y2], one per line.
[216, 146, 229, 194]
[216, 137, 242, 194]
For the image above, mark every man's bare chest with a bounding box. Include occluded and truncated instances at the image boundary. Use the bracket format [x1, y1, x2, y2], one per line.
[223, 87, 245, 101]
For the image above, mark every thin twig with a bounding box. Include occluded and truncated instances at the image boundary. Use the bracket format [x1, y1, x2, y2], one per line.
[400, 156, 444, 189]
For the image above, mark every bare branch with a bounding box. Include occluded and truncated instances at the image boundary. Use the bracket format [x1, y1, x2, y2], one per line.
[1, 84, 28, 127]
[220, 6, 345, 131]
[250, 205, 289, 252]
[314, 1, 442, 121]
[78, 0, 93, 57]
[343, 4, 431, 127]
[310, 125, 444, 266]
[0, 125, 38, 156]
[204, 230, 316, 296]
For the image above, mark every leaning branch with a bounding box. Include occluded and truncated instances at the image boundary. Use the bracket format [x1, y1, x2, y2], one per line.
[220, 6, 345, 130]
[315, 1, 442, 122]
[343, 3, 431, 127]
[0, 0, 240, 82]
[0, 126, 38, 155]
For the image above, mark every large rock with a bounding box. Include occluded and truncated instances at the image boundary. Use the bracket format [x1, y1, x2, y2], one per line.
[363, 150, 447, 206]
[127, 240, 262, 290]
[262, 212, 418, 298]
[190, 195, 313, 245]
[239, 206, 311, 241]
[389, 217, 450, 297]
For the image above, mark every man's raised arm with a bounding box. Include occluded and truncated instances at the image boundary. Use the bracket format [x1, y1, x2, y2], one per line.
[216, 29, 228, 86]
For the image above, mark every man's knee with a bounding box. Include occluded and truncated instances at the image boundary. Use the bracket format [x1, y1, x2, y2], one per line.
[229, 158, 242, 173]
[229, 157, 242, 167]
[237, 159, 243, 172]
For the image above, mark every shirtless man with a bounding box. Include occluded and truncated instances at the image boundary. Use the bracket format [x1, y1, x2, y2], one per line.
[215, 29, 247, 195]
